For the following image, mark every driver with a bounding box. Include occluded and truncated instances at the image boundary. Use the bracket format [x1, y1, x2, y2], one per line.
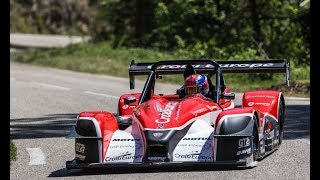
[184, 74, 212, 98]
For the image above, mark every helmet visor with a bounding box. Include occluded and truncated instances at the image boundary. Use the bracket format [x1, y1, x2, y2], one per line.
[185, 85, 202, 94]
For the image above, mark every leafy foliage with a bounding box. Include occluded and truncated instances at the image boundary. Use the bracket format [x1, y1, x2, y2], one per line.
[93, 0, 309, 77]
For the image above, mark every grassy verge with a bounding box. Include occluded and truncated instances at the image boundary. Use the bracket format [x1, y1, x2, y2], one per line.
[10, 140, 17, 163]
[11, 41, 310, 98]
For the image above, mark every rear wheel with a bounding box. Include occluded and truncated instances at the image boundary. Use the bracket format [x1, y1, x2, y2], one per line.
[252, 116, 259, 161]
[278, 97, 285, 145]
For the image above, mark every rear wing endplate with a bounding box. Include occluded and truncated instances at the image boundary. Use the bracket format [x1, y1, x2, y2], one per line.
[128, 59, 289, 89]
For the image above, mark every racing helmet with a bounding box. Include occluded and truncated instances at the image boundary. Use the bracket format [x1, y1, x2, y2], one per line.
[184, 74, 209, 96]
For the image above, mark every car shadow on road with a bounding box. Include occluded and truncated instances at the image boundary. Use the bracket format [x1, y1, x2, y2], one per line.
[10, 113, 78, 139]
[48, 164, 251, 177]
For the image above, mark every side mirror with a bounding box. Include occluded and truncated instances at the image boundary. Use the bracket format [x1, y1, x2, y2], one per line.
[222, 92, 235, 100]
[124, 96, 137, 104]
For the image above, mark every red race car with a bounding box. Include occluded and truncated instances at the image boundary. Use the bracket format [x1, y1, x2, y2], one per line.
[66, 59, 289, 170]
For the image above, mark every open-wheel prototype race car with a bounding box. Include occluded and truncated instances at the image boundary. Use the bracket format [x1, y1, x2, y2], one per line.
[66, 59, 290, 170]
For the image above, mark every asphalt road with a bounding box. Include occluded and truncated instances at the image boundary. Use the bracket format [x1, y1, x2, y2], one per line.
[10, 61, 310, 180]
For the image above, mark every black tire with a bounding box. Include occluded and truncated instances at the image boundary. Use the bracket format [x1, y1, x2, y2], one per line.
[278, 97, 285, 145]
[252, 115, 259, 161]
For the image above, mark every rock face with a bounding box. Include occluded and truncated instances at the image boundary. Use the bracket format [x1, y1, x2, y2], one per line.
[10, 0, 95, 35]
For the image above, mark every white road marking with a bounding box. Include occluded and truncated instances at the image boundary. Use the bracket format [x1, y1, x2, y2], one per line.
[84, 91, 118, 99]
[31, 82, 71, 90]
[26, 148, 46, 165]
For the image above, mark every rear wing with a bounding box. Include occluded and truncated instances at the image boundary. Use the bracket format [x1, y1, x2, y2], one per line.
[128, 59, 290, 89]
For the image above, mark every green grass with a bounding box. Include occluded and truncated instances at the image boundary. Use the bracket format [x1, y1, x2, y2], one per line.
[10, 140, 17, 163]
[11, 41, 310, 98]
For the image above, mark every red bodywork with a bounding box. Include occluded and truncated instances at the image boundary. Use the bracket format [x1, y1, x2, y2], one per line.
[133, 95, 221, 129]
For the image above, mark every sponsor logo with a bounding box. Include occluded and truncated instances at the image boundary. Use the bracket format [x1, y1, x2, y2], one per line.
[153, 132, 163, 138]
[105, 152, 142, 161]
[220, 63, 274, 68]
[109, 144, 136, 149]
[191, 108, 207, 116]
[75, 154, 86, 161]
[238, 138, 250, 148]
[147, 63, 275, 70]
[177, 143, 212, 149]
[174, 103, 182, 121]
[206, 105, 218, 111]
[174, 152, 212, 160]
[157, 123, 164, 129]
[156, 102, 178, 124]
[236, 148, 251, 155]
[248, 102, 270, 106]
[75, 143, 85, 153]
[112, 138, 140, 141]
[245, 95, 276, 99]
[182, 137, 212, 141]
[147, 156, 166, 161]
[122, 105, 129, 109]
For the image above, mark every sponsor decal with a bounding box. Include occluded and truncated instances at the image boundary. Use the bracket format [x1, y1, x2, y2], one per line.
[75, 154, 86, 161]
[206, 105, 218, 111]
[248, 102, 270, 106]
[153, 132, 163, 138]
[112, 138, 140, 141]
[156, 102, 178, 124]
[122, 105, 129, 109]
[174, 103, 182, 121]
[157, 123, 164, 129]
[177, 143, 212, 149]
[174, 152, 212, 160]
[75, 143, 85, 153]
[147, 63, 275, 70]
[256, 102, 270, 106]
[147, 156, 166, 161]
[182, 137, 212, 141]
[245, 95, 276, 99]
[220, 63, 274, 68]
[191, 108, 208, 116]
[105, 151, 142, 162]
[236, 148, 251, 155]
[109, 144, 136, 149]
[238, 138, 250, 148]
